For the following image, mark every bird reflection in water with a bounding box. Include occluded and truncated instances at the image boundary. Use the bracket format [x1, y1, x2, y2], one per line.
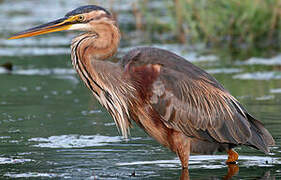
[180, 164, 239, 180]
[223, 164, 239, 180]
[180, 164, 276, 180]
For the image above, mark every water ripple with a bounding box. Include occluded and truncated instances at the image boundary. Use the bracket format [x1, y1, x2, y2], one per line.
[0, 47, 69, 56]
[0, 68, 76, 76]
[256, 95, 275, 101]
[29, 135, 123, 148]
[4, 172, 68, 178]
[270, 88, 281, 94]
[233, 71, 281, 80]
[242, 54, 281, 65]
[0, 157, 33, 165]
[117, 155, 280, 168]
[207, 68, 242, 74]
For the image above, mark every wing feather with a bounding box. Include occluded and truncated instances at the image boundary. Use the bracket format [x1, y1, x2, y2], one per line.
[121, 47, 274, 152]
[156, 67, 252, 144]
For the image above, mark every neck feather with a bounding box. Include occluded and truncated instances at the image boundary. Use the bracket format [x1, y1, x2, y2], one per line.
[70, 23, 132, 138]
[71, 22, 120, 61]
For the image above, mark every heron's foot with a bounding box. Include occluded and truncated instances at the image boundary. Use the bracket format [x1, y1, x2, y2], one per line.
[226, 149, 239, 164]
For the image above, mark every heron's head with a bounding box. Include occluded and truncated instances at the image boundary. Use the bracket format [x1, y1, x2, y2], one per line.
[9, 5, 115, 40]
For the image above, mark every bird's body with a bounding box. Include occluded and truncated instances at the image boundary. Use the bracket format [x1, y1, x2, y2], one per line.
[9, 5, 275, 168]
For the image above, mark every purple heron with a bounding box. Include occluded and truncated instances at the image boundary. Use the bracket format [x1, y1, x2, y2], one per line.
[9, 5, 275, 168]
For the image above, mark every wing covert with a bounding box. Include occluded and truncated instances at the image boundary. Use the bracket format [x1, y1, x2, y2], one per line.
[121, 47, 252, 145]
[150, 66, 252, 145]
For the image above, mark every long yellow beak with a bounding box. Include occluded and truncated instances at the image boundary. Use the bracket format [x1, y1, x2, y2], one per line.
[9, 16, 76, 40]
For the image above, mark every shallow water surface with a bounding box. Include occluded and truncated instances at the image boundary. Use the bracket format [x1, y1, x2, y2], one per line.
[1, 48, 281, 180]
[0, 0, 281, 179]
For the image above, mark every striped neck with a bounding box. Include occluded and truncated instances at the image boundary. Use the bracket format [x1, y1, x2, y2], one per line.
[70, 27, 132, 138]
[70, 22, 120, 96]
[71, 22, 120, 62]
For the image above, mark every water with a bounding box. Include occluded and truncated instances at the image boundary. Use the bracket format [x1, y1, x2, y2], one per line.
[0, 0, 281, 179]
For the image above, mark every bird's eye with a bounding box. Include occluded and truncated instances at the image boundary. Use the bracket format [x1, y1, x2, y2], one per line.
[77, 15, 85, 22]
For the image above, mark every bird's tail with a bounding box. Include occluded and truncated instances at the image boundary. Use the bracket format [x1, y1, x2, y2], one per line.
[246, 114, 275, 153]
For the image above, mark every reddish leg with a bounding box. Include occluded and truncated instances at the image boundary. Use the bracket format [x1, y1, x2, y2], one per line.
[226, 149, 239, 164]
[177, 141, 190, 169]
[168, 131, 191, 169]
